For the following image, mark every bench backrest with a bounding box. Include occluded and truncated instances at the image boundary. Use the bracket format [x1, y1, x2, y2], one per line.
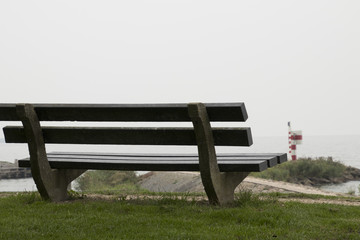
[0, 103, 252, 147]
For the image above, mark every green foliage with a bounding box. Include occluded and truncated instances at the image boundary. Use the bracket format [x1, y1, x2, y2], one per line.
[252, 157, 347, 183]
[235, 188, 261, 207]
[76, 170, 138, 192]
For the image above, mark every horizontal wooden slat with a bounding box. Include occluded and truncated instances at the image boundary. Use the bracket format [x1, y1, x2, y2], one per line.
[0, 103, 247, 122]
[18, 155, 268, 172]
[48, 152, 285, 166]
[0, 104, 18, 121]
[4, 126, 253, 146]
[47, 152, 278, 167]
[218, 153, 288, 164]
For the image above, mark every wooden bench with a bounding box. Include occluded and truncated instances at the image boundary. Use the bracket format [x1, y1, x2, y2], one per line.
[0, 103, 286, 205]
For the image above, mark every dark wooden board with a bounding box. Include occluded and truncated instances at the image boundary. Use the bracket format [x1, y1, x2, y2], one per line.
[46, 153, 277, 167]
[18, 156, 268, 172]
[4, 126, 253, 146]
[0, 103, 247, 122]
[48, 152, 283, 166]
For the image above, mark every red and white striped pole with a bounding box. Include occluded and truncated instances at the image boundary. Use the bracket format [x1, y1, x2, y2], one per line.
[288, 122, 295, 160]
[288, 122, 302, 160]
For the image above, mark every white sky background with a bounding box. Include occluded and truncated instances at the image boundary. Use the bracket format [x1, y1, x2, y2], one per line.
[0, 0, 359, 137]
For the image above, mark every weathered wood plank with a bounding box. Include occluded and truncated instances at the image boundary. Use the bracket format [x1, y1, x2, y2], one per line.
[0, 104, 18, 121]
[4, 126, 253, 146]
[46, 153, 277, 167]
[214, 153, 287, 164]
[18, 157, 268, 172]
[48, 152, 282, 166]
[0, 103, 247, 122]
[230, 153, 288, 164]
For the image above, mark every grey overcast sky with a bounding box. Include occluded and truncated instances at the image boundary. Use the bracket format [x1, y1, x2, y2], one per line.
[0, 1, 359, 137]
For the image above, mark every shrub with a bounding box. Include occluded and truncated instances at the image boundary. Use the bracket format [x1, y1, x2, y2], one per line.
[76, 170, 138, 192]
[252, 157, 347, 183]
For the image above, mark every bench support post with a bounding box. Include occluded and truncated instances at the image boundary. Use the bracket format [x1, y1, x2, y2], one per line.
[16, 104, 85, 202]
[188, 103, 249, 205]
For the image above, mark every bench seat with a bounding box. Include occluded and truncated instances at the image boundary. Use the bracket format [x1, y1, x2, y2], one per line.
[18, 152, 286, 172]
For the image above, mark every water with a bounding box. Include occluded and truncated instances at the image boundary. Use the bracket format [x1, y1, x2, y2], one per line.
[321, 181, 360, 195]
[0, 178, 37, 192]
[1, 135, 360, 193]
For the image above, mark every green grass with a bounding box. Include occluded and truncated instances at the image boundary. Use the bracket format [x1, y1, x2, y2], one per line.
[1, 192, 360, 240]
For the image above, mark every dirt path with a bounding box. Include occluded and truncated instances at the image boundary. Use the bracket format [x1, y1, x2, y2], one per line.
[278, 198, 360, 206]
[243, 176, 336, 196]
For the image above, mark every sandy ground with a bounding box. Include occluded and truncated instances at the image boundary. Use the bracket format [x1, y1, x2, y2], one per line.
[242, 176, 336, 196]
[139, 171, 337, 196]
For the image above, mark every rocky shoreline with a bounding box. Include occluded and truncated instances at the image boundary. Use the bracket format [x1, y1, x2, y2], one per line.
[0, 161, 32, 179]
[0, 161, 15, 168]
[294, 166, 360, 186]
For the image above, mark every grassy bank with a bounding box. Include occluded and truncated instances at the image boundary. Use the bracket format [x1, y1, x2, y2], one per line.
[251, 157, 356, 185]
[1, 192, 360, 239]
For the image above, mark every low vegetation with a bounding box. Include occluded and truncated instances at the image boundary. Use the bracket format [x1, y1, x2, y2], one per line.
[1, 191, 360, 239]
[251, 157, 354, 185]
[76, 170, 139, 193]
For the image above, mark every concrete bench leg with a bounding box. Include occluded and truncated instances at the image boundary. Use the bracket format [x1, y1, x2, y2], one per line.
[16, 104, 85, 202]
[188, 103, 249, 205]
